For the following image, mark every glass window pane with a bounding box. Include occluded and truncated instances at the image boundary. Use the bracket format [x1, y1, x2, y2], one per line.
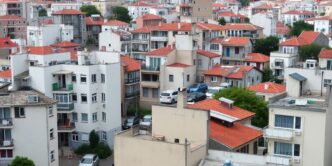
[274, 142, 292, 156]
[294, 144, 300, 156]
[275, 115, 294, 128]
[295, 117, 301, 129]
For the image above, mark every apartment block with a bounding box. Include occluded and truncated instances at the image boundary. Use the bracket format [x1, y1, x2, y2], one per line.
[0, 90, 59, 166]
[178, 0, 213, 22]
[0, 15, 27, 39]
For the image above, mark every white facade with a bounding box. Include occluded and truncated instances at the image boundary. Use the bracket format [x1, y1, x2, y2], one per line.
[50, 2, 82, 14]
[250, 12, 277, 37]
[149, 7, 168, 17]
[128, 5, 151, 20]
[27, 24, 74, 46]
[314, 19, 332, 36]
[270, 49, 298, 79]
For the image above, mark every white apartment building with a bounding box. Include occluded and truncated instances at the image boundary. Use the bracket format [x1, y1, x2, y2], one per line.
[128, 2, 153, 20]
[99, 29, 131, 55]
[27, 24, 74, 46]
[250, 12, 277, 37]
[0, 90, 59, 166]
[10, 46, 122, 151]
[50, 2, 82, 15]
[281, 10, 315, 26]
[314, 16, 332, 36]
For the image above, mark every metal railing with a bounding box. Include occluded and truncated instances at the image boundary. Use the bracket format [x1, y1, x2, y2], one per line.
[125, 91, 140, 98]
[58, 121, 75, 131]
[52, 83, 73, 91]
[57, 103, 74, 110]
[125, 78, 140, 84]
[0, 139, 13, 147]
[0, 119, 12, 127]
[141, 65, 160, 71]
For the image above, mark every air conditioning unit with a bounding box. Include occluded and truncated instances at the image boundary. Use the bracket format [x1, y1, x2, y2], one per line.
[295, 131, 302, 136]
[293, 158, 301, 163]
[3, 140, 11, 146]
[2, 120, 9, 125]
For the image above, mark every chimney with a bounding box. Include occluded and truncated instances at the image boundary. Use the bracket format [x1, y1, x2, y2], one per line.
[219, 97, 234, 109]
[264, 83, 269, 90]
[177, 87, 187, 109]
[177, 23, 181, 30]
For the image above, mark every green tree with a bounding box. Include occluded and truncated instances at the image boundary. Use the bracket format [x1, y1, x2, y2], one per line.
[299, 44, 328, 61]
[109, 6, 131, 23]
[262, 66, 274, 82]
[214, 87, 268, 127]
[218, 18, 226, 25]
[80, 5, 101, 17]
[289, 21, 314, 36]
[244, 17, 250, 23]
[38, 8, 47, 17]
[320, 12, 325, 16]
[10, 156, 35, 166]
[89, 130, 100, 149]
[254, 36, 279, 55]
[239, 0, 249, 7]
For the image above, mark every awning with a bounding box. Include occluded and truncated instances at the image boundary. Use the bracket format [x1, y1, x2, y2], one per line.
[52, 70, 73, 75]
[289, 72, 307, 82]
[14, 71, 30, 80]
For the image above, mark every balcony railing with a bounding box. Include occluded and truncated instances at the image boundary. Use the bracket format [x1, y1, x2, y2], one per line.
[125, 78, 140, 84]
[120, 36, 131, 41]
[141, 65, 160, 71]
[0, 139, 14, 148]
[132, 48, 148, 52]
[0, 119, 12, 127]
[58, 121, 75, 131]
[57, 103, 74, 110]
[52, 83, 73, 91]
[150, 36, 168, 42]
[125, 91, 140, 98]
[264, 128, 293, 141]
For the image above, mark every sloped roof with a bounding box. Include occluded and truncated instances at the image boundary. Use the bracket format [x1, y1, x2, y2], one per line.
[138, 13, 164, 20]
[0, 15, 24, 20]
[104, 20, 129, 26]
[153, 22, 192, 31]
[220, 37, 251, 46]
[0, 37, 17, 48]
[121, 55, 141, 72]
[204, 66, 231, 76]
[131, 26, 156, 33]
[280, 31, 321, 46]
[197, 49, 220, 58]
[227, 66, 255, 79]
[0, 69, 11, 78]
[52, 9, 84, 15]
[248, 82, 286, 94]
[197, 23, 225, 31]
[319, 49, 332, 59]
[222, 23, 263, 31]
[245, 53, 269, 63]
[145, 46, 174, 56]
[289, 73, 307, 81]
[51, 41, 80, 48]
[29, 46, 54, 55]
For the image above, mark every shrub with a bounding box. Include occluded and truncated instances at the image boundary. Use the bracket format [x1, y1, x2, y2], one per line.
[89, 130, 100, 149]
[74, 144, 92, 155]
[95, 143, 112, 159]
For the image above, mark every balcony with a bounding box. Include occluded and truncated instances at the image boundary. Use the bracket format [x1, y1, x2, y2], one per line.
[264, 128, 293, 141]
[0, 119, 12, 128]
[52, 83, 73, 92]
[132, 48, 148, 52]
[125, 78, 140, 85]
[58, 121, 75, 132]
[141, 65, 160, 73]
[141, 81, 160, 88]
[0, 139, 14, 149]
[120, 36, 131, 42]
[125, 90, 140, 98]
[150, 36, 168, 42]
[57, 103, 74, 111]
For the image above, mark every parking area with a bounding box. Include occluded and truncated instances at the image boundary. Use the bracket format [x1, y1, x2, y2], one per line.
[59, 155, 114, 166]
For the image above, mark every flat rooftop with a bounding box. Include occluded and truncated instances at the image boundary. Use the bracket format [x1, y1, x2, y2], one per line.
[269, 95, 328, 112]
[0, 90, 56, 106]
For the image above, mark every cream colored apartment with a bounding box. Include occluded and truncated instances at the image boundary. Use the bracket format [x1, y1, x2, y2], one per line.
[114, 90, 209, 166]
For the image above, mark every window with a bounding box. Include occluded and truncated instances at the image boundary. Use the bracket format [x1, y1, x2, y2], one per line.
[81, 113, 88, 122]
[187, 75, 190, 82]
[274, 142, 292, 156]
[102, 93, 105, 102]
[101, 74, 105, 83]
[295, 117, 301, 129]
[327, 60, 332, 70]
[143, 88, 148, 97]
[72, 112, 78, 122]
[235, 47, 240, 54]
[50, 150, 55, 162]
[102, 131, 107, 141]
[72, 133, 78, 141]
[169, 75, 174, 82]
[197, 59, 202, 67]
[275, 115, 294, 128]
[72, 93, 77, 102]
[294, 144, 300, 156]
[92, 93, 97, 103]
[72, 74, 76, 82]
[102, 112, 106, 122]
[211, 76, 217, 82]
[80, 74, 87, 83]
[14, 107, 25, 118]
[50, 128, 54, 140]
[152, 88, 159, 98]
[324, 79, 332, 87]
[48, 106, 53, 117]
[81, 94, 87, 103]
[0, 149, 13, 158]
[81, 133, 89, 141]
[91, 74, 97, 83]
[92, 112, 97, 122]
[210, 44, 219, 51]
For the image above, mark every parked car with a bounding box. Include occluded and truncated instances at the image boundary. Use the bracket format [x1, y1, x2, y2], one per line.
[187, 92, 207, 104]
[140, 115, 152, 129]
[79, 154, 99, 166]
[219, 82, 231, 89]
[122, 116, 140, 130]
[206, 86, 223, 98]
[160, 90, 178, 104]
[187, 83, 208, 93]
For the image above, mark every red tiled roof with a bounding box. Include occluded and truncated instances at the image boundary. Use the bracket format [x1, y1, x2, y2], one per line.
[248, 82, 286, 94]
[245, 53, 269, 63]
[121, 55, 141, 72]
[0, 69, 11, 78]
[145, 46, 174, 56]
[276, 22, 290, 35]
[222, 23, 263, 31]
[188, 98, 255, 120]
[86, 17, 104, 26]
[129, 2, 153, 7]
[210, 120, 262, 149]
[282, 10, 314, 15]
[131, 26, 156, 33]
[319, 49, 332, 58]
[314, 15, 332, 20]
[138, 13, 164, 20]
[204, 66, 230, 76]
[213, 3, 226, 8]
[197, 49, 220, 58]
[52, 9, 84, 15]
[167, 63, 190, 68]
[0, 15, 24, 20]
[253, 3, 273, 9]
[0, 37, 17, 48]
[218, 11, 246, 18]
[71, 51, 77, 60]
[154, 22, 192, 31]
[51, 41, 80, 48]
[280, 31, 320, 46]
[197, 23, 224, 31]
[104, 20, 129, 26]
[29, 46, 54, 55]
[221, 37, 251, 46]
[227, 66, 254, 79]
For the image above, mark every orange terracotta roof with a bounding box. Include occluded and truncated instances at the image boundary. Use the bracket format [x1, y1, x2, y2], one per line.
[145, 46, 174, 56]
[188, 98, 255, 120]
[197, 49, 220, 58]
[131, 26, 156, 33]
[29, 46, 54, 55]
[221, 37, 251, 46]
[280, 31, 320, 46]
[227, 66, 254, 79]
[104, 20, 129, 26]
[253, 3, 273, 9]
[85, 17, 104, 26]
[319, 49, 332, 58]
[282, 10, 314, 15]
[70, 51, 77, 60]
[197, 23, 225, 31]
[248, 82, 286, 94]
[204, 66, 230, 76]
[0, 15, 24, 20]
[213, 3, 226, 8]
[51, 41, 80, 48]
[52, 9, 84, 15]
[154, 22, 192, 31]
[138, 13, 164, 20]
[0, 37, 17, 48]
[0, 69, 11, 78]
[167, 63, 190, 68]
[121, 55, 141, 72]
[210, 120, 262, 149]
[218, 11, 246, 18]
[315, 15, 332, 20]
[222, 23, 263, 31]
[245, 53, 269, 63]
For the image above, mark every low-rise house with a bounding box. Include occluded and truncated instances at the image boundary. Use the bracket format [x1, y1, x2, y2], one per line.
[220, 37, 252, 65]
[217, 11, 246, 23]
[196, 49, 221, 82]
[221, 23, 264, 40]
[178, 0, 212, 22]
[244, 53, 270, 71]
[27, 24, 73, 46]
[136, 13, 166, 28]
[99, 29, 131, 54]
[248, 82, 286, 101]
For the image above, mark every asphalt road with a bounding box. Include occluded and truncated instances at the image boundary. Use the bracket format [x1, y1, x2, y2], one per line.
[59, 155, 114, 166]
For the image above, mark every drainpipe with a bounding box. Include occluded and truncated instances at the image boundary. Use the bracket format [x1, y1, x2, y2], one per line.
[321, 70, 324, 96]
